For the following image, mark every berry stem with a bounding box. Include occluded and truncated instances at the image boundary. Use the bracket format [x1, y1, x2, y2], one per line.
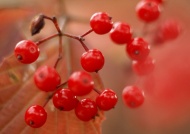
[43, 15, 62, 34]
[35, 32, 89, 51]
[56, 81, 68, 89]
[43, 15, 63, 68]
[61, 33, 78, 40]
[52, 17, 62, 34]
[54, 54, 62, 68]
[81, 29, 93, 37]
[92, 72, 104, 93]
[79, 39, 89, 51]
[43, 93, 54, 108]
[95, 72, 104, 89]
[54, 35, 63, 68]
[36, 33, 59, 45]
[93, 88, 101, 94]
[42, 81, 68, 108]
[62, 33, 89, 51]
[62, 30, 89, 51]
[37, 15, 90, 52]
[36, 14, 90, 64]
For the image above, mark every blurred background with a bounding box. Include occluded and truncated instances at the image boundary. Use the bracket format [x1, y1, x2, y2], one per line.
[0, 0, 190, 134]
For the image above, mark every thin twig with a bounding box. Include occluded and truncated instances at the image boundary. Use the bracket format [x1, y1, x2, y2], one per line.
[92, 72, 104, 93]
[56, 81, 68, 89]
[36, 33, 59, 45]
[93, 88, 102, 94]
[81, 29, 93, 37]
[43, 93, 54, 107]
[79, 39, 89, 51]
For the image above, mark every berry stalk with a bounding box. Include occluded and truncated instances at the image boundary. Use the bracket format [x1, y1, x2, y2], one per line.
[36, 33, 59, 46]
[42, 81, 68, 108]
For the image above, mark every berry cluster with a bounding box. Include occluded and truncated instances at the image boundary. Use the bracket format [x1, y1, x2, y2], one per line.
[14, 0, 182, 129]
[121, 0, 181, 108]
[15, 12, 118, 128]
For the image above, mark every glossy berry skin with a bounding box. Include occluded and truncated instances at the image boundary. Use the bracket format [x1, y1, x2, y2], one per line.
[144, 0, 164, 4]
[110, 22, 133, 44]
[132, 56, 155, 76]
[81, 49, 105, 72]
[90, 12, 113, 34]
[75, 98, 98, 121]
[14, 40, 40, 64]
[25, 105, 47, 128]
[52, 88, 78, 111]
[34, 66, 61, 92]
[136, 1, 161, 22]
[122, 86, 144, 108]
[126, 37, 150, 61]
[96, 89, 118, 111]
[68, 71, 94, 96]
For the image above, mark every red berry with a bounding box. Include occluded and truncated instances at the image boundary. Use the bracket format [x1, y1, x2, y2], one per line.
[110, 22, 133, 44]
[122, 86, 144, 108]
[126, 37, 150, 61]
[96, 89, 118, 111]
[75, 98, 98, 121]
[34, 66, 61, 92]
[143, 0, 164, 4]
[25, 105, 47, 128]
[155, 19, 181, 43]
[52, 88, 78, 111]
[81, 49, 105, 72]
[90, 12, 113, 34]
[68, 71, 94, 96]
[136, 1, 161, 22]
[132, 56, 155, 76]
[14, 40, 40, 64]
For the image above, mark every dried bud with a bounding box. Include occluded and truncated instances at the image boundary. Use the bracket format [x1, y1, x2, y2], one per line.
[30, 14, 45, 36]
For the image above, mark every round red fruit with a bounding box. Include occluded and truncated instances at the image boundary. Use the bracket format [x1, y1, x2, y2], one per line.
[90, 12, 113, 34]
[96, 89, 118, 111]
[158, 19, 181, 42]
[14, 40, 40, 64]
[136, 1, 161, 22]
[132, 56, 155, 76]
[110, 22, 132, 44]
[75, 98, 98, 121]
[68, 71, 94, 96]
[81, 49, 104, 72]
[126, 37, 150, 61]
[144, 0, 164, 4]
[34, 66, 61, 92]
[52, 88, 78, 111]
[122, 85, 144, 108]
[25, 105, 47, 128]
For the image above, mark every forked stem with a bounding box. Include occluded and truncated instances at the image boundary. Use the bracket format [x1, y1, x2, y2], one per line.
[36, 15, 90, 52]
